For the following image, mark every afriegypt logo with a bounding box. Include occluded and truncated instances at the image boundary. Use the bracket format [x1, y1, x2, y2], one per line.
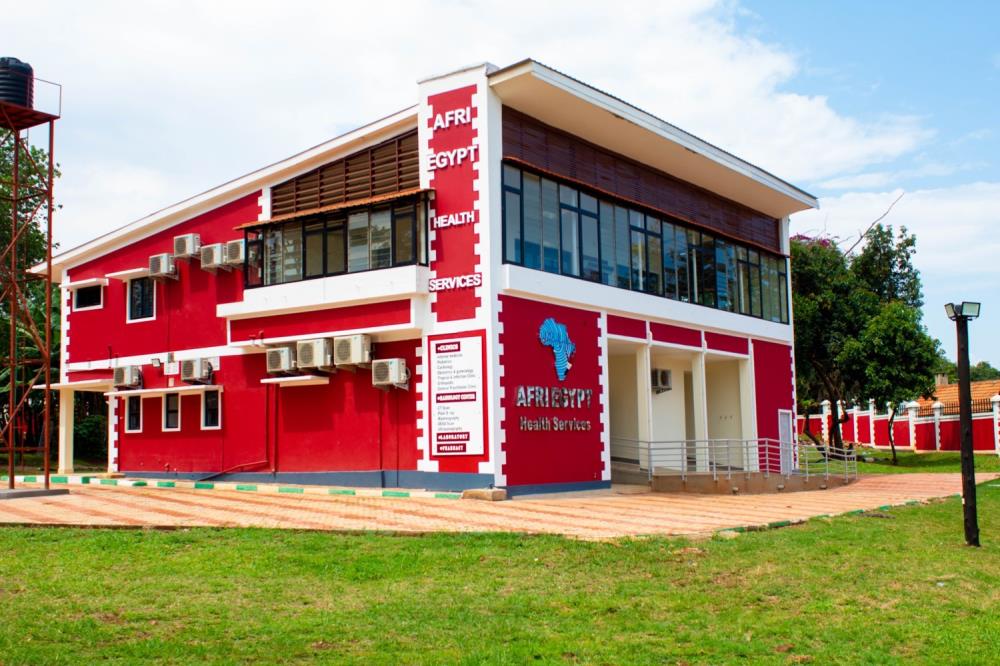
[538, 318, 575, 381]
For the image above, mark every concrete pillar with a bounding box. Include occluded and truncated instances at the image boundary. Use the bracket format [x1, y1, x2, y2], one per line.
[107, 396, 119, 473]
[691, 352, 709, 472]
[868, 398, 876, 445]
[635, 346, 652, 471]
[820, 399, 831, 444]
[906, 401, 919, 451]
[57, 388, 75, 474]
[933, 401, 943, 451]
[738, 358, 757, 472]
[992, 395, 1000, 456]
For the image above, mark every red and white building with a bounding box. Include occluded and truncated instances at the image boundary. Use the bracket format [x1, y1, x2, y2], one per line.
[45, 60, 817, 494]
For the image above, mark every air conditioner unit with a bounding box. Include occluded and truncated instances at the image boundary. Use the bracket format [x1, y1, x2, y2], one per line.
[224, 239, 245, 266]
[173, 233, 201, 258]
[180, 358, 213, 383]
[200, 243, 226, 272]
[296, 339, 333, 371]
[333, 334, 372, 366]
[651, 368, 673, 394]
[148, 253, 176, 279]
[113, 365, 141, 388]
[266, 346, 295, 374]
[372, 358, 409, 388]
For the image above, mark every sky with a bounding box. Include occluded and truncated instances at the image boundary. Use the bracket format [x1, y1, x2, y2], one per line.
[3, 0, 997, 364]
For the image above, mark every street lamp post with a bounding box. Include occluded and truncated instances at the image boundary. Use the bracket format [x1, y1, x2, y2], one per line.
[945, 301, 981, 547]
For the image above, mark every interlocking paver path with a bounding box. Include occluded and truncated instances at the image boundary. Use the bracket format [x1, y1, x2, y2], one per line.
[1, 473, 990, 538]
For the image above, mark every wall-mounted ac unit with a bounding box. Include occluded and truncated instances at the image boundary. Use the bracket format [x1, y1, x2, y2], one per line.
[180, 358, 213, 383]
[372, 358, 409, 388]
[651, 368, 673, 394]
[224, 239, 245, 266]
[266, 346, 295, 374]
[173, 233, 201, 259]
[200, 243, 226, 272]
[333, 334, 372, 366]
[296, 339, 333, 371]
[149, 253, 176, 279]
[113, 365, 141, 388]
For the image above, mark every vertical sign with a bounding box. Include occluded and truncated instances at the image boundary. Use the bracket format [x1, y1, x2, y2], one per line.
[430, 335, 485, 456]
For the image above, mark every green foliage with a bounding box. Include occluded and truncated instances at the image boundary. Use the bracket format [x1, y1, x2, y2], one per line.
[934, 355, 1000, 384]
[849, 224, 922, 309]
[73, 413, 108, 461]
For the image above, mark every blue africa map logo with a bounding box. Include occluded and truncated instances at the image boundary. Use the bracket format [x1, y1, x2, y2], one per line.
[538, 318, 575, 381]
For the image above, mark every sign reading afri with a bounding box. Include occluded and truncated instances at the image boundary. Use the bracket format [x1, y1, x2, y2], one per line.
[430, 335, 485, 456]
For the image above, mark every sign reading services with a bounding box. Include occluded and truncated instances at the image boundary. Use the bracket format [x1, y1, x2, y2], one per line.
[430, 336, 485, 456]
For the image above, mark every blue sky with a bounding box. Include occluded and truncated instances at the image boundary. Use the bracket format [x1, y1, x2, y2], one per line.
[4, 0, 997, 365]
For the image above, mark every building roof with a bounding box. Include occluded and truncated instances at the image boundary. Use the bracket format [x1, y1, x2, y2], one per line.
[918, 379, 1000, 408]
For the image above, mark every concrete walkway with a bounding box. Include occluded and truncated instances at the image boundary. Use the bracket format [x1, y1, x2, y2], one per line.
[0, 473, 990, 539]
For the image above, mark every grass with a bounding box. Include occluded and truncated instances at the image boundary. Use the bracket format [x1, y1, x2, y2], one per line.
[2, 486, 1000, 663]
[0, 453, 105, 475]
[857, 447, 1000, 475]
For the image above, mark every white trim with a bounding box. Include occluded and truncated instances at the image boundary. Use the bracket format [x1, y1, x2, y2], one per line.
[68, 345, 252, 373]
[64, 277, 108, 290]
[201, 389, 222, 430]
[259, 375, 330, 387]
[34, 379, 112, 391]
[106, 267, 149, 280]
[124, 394, 143, 434]
[105, 384, 222, 397]
[72, 283, 104, 312]
[229, 323, 420, 349]
[125, 276, 156, 324]
[162, 392, 182, 431]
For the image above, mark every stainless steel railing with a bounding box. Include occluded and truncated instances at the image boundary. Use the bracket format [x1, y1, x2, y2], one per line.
[610, 437, 857, 483]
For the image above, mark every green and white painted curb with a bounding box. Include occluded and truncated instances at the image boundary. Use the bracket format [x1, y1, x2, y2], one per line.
[10, 474, 462, 500]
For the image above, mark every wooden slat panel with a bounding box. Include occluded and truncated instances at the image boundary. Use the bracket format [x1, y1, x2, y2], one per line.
[502, 108, 781, 253]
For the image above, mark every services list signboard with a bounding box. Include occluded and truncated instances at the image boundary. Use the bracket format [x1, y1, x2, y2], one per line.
[429, 334, 485, 456]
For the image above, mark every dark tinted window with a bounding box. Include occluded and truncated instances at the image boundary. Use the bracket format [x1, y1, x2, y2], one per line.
[128, 278, 154, 321]
[203, 390, 220, 428]
[74, 285, 102, 310]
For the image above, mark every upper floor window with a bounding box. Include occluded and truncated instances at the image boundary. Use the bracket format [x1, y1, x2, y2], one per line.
[244, 197, 427, 289]
[502, 163, 789, 324]
[163, 393, 180, 431]
[73, 285, 103, 311]
[127, 277, 155, 322]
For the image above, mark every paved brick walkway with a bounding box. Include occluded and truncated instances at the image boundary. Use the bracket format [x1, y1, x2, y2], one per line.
[1, 473, 990, 538]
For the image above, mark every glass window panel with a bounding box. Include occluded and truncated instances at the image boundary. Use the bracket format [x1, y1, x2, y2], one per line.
[128, 277, 154, 320]
[662, 222, 677, 299]
[580, 193, 597, 214]
[646, 234, 662, 295]
[629, 209, 644, 230]
[370, 208, 392, 269]
[715, 241, 737, 312]
[760, 257, 772, 320]
[417, 201, 427, 265]
[164, 393, 179, 430]
[676, 227, 690, 302]
[325, 219, 345, 274]
[699, 233, 716, 308]
[580, 213, 600, 282]
[245, 237, 263, 287]
[304, 222, 324, 278]
[737, 246, 748, 263]
[541, 178, 560, 273]
[503, 164, 521, 187]
[749, 263, 762, 317]
[504, 190, 522, 264]
[264, 228, 282, 285]
[630, 229, 646, 292]
[615, 206, 631, 289]
[739, 261, 751, 315]
[75, 285, 102, 309]
[560, 208, 580, 277]
[522, 173, 542, 270]
[558, 184, 578, 207]
[348, 212, 369, 272]
[599, 202, 615, 286]
[769, 258, 782, 322]
[687, 229, 701, 302]
[646, 217, 661, 235]
[127, 396, 141, 431]
[778, 263, 789, 324]
[281, 223, 303, 282]
[203, 390, 220, 428]
[394, 210, 414, 265]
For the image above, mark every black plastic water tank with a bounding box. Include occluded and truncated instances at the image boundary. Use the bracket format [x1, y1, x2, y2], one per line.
[0, 57, 34, 108]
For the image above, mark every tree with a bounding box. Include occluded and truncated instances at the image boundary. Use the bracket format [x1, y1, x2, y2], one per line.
[850, 224, 922, 309]
[840, 302, 938, 464]
[934, 355, 1000, 384]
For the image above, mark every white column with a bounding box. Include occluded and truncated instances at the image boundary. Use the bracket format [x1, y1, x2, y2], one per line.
[57, 389, 75, 474]
[691, 352, 709, 472]
[868, 398, 876, 445]
[906, 401, 920, 451]
[107, 396, 119, 473]
[820, 399, 831, 444]
[636, 346, 652, 471]
[992, 395, 1000, 456]
[933, 401, 943, 451]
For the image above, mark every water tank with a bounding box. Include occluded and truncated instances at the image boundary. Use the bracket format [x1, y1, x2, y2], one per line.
[0, 57, 34, 109]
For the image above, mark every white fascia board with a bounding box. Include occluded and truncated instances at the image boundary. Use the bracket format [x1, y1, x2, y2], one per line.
[105, 384, 222, 397]
[259, 375, 330, 387]
[489, 60, 818, 211]
[217, 265, 429, 320]
[39, 105, 419, 279]
[105, 267, 149, 280]
[502, 264, 792, 344]
[62, 277, 109, 290]
[34, 379, 113, 391]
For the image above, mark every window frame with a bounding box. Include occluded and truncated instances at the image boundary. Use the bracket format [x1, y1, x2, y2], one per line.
[162, 392, 181, 432]
[125, 395, 142, 434]
[126, 276, 156, 323]
[201, 389, 222, 431]
[73, 285, 104, 312]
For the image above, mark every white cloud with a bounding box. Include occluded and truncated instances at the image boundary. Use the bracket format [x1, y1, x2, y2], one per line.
[816, 161, 981, 191]
[2, 0, 933, 248]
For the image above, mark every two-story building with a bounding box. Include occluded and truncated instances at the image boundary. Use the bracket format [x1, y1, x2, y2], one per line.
[44, 60, 817, 494]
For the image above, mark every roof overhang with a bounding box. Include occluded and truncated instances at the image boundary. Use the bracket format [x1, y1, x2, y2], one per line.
[488, 60, 817, 220]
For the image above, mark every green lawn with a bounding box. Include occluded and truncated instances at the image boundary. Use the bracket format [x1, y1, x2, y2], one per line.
[2, 485, 1000, 664]
[857, 447, 1000, 475]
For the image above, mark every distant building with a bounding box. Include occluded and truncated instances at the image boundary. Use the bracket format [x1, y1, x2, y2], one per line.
[43, 60, 816, 494]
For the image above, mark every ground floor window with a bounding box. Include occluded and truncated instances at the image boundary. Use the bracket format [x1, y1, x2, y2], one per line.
[125, 395, 142, 433]
[202, 390, 221, 429]
[127, 277, 155, 321]
[163, 393, 180, 431]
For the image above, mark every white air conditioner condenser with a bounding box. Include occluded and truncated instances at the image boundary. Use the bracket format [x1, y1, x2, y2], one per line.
[149, 253, 176, 279]
[266, 346, 295, 374]
[333, 334, 372, 366]
[296, 339, 333, 370]
[180, 358, 213, 383]
[224, 239, 245, 266]
[372, 358, 409, 387]
[113, 365, 141, 388]
[200, 243, 226, 271]
[173, 233, 201, 258]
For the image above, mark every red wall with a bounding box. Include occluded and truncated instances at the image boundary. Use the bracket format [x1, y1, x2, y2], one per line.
[856, 414, 871, 444]
[914, 420, 936, 451]
[229, 300, 411, 344]
[751, 339, 794, 472]
[67, 194, 258, 363]
[499, 296, 604, 487]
